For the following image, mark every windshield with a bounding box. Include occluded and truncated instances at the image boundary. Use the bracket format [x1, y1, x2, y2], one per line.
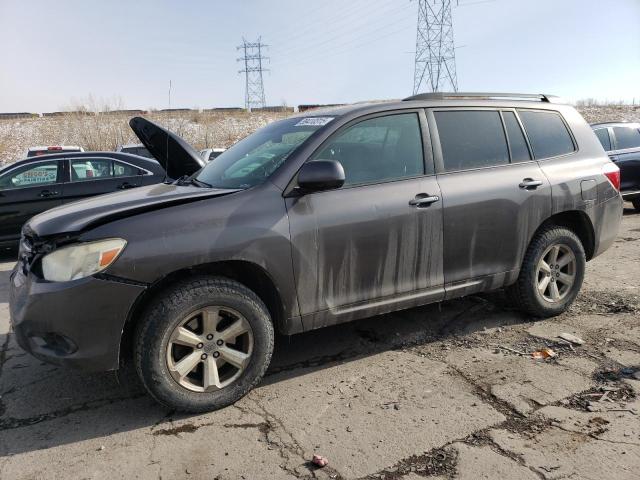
[195, 116, 333, 189]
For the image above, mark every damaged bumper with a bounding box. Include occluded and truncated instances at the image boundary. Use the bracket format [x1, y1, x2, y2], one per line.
[9, 266, 146, 372]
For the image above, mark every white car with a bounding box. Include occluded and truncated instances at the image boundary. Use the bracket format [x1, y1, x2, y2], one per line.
[26, 145, 84, 157]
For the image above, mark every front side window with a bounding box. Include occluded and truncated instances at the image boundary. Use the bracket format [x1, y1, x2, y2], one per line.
[195, 117, 329, 189]
[435, 110, 509, 172]
[70, 159, 112, 181]
[594, 128, 612, 151]
[613, 126, 640, 150]
[0, 162, 59, 190]
[311, 113, 424, 186]
[518, 110, 575, 160]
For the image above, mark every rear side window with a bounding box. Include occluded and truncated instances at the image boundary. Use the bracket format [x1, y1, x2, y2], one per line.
[502, 111, 531, 162]
[70, 159, 112, 181]
[518, 110, 575, 159]
[594, 128, 612, 151]
[613, 126, 640, 150]
[434, 110, 509, 172]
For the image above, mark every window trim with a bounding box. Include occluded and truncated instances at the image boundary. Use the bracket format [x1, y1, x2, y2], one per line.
[291, 108, 434, 192]
[65, 157, 150, 184]
[0, 159, 63, 192]
[515, 108, 578, 161]
[610, 126, 640, 154]
[427, 107, 516, 175]
[500, 109, 534, 163]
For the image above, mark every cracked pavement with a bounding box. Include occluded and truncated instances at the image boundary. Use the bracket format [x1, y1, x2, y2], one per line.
[0, 207, 639, 480]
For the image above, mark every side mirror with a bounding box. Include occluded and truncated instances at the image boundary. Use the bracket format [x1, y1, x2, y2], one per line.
[297, 160, 345, 193]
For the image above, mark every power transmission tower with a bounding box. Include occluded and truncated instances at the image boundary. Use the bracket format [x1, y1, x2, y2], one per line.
[412, 0, 458, 94]
[237, 37, 269, 110]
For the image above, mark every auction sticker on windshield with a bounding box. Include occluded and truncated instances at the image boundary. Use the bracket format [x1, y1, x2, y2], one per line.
[295, 117, 334, 127]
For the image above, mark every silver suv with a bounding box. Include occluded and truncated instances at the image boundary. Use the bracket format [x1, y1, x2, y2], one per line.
[10, 93, 623, 412]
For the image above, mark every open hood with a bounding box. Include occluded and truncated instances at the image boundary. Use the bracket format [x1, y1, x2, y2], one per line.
[129, 117, 206, 179]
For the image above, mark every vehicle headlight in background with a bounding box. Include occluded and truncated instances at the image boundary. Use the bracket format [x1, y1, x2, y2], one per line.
[41, 238, 127, 282]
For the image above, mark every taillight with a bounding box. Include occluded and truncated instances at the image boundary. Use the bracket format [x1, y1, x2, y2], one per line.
[602, 162, 620, 191]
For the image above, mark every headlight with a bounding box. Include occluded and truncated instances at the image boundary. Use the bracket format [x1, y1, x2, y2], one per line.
[41, 238, 127, 282]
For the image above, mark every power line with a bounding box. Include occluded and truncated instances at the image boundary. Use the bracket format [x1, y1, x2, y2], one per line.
[413, 0, 458, 94]
[237, 37, 269, 110]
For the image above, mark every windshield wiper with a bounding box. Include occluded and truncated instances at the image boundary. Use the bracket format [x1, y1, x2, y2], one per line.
[171, 175, 212, 188]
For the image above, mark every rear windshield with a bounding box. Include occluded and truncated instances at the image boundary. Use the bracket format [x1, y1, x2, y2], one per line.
[195, 116, 332, 189]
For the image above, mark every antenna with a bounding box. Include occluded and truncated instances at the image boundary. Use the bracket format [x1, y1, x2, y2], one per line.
[237, 37, 269, 111]
[413, 0, 458, 94]
[164, 80, 172, 182]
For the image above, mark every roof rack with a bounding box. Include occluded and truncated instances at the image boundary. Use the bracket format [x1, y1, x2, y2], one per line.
[403, 92, 565, 104]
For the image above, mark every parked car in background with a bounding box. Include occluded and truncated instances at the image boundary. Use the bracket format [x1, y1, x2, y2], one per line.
[591, 122, 640, 211]
[26, 145, 84, 157]
[116, 143, 153, 159]
[0, 152, 165, 247]
[10, 94, 622, 412]
[200, 148, 226, 162]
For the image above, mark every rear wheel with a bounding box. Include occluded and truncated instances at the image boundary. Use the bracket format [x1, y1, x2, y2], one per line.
[507, 226, 585, 318]
[134, 277, 274, 412]
[632, 198, 640, 212]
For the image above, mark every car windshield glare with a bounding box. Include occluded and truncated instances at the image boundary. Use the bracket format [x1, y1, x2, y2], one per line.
[195, 117, 329, 189]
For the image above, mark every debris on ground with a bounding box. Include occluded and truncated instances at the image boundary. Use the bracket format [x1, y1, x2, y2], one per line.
[312, 454, 329, 468]
[558, 333, 584, 345]
[532, 348, 557, 360]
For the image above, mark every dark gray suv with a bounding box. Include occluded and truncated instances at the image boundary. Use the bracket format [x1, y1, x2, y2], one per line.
[10, 93, 623, 412]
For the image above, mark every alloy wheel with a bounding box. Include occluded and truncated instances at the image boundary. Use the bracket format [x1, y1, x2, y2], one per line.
[536, 243, 576, 303]
[166, 306, 254, 392]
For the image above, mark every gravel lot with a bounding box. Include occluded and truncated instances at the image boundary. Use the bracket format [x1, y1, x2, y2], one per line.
[0, 206, 638, 479]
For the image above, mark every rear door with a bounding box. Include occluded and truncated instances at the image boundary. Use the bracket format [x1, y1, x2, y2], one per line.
[610, 125, 640, 193]
[0, 159, 63, 243]
[428, 108, 552, 297]
[286, 110, 444, 327]
[62, 157, 120, 203]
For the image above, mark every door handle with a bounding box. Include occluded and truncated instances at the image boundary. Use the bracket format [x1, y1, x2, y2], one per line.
[118, 182, 135, 190]
[409, 193, 440, 207]
[519, 178, 543, 190]
[39, 190, 60, 198]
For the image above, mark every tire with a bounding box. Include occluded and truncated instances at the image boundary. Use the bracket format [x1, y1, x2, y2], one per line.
[632, 198, 640, 212]
[134, 276, 274, 412]
[506, 226, 586, 318]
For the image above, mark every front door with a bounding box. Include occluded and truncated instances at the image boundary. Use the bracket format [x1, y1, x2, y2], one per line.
[0, 159, 63, 243]
[428, 108, 552, 295]
[286, 111, 444, 329]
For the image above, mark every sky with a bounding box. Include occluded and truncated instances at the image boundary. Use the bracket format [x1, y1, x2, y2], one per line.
[0, 0, 639, 113]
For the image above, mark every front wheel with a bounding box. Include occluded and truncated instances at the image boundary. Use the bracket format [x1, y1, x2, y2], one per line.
[134, 277, 274, 412]
[507, 226, 586, 318]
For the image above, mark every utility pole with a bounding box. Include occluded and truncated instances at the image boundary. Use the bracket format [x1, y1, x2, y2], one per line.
[237, 37, 269, 110]
[413, 0, 458, 94]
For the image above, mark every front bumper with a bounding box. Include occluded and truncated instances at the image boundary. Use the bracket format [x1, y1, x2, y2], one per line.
[9, 267, 146, 372]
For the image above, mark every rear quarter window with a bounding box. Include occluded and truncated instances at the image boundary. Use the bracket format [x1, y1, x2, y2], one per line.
[518, 110, 575, 160]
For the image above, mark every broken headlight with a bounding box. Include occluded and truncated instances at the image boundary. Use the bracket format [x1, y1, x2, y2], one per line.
[41, 238, 127, 282]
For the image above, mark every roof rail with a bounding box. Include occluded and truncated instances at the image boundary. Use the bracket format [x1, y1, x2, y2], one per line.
[403, 92, 565, 104]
